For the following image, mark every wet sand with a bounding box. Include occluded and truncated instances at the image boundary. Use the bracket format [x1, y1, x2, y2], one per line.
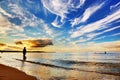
[0, 64, 37, 80]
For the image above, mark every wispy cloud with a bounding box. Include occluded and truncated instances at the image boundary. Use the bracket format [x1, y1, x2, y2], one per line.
[110, 2, 120, 10]
[1, 2, 56, 39]
[0, 7, 12, 17]
[0, 14, 24, 36]
[86, 25, 120, 40]
[70, 9, 120, 38]
[42, 0, 86, 28]
[80, 1, 106, 22]
[11, 33, 27, 38]
[51, 16, 65, 28]
[93, 36, 106, 41]
[70, 17, 82, 27]
[71, 1, 106, 27]
[44, 24, 54, 37]
[8, 3, 41, 27]
[111, 32, 120, 36]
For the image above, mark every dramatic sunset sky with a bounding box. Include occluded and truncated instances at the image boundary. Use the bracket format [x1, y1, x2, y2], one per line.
[0, 0, 120, 52]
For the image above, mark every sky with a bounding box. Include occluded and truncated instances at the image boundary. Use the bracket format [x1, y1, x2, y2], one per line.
[0, 0, 120, 52]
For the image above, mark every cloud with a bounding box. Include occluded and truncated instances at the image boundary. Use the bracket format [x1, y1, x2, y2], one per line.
[51, 16, 65, 28]
[106, 45, 120, 49]
[10, 33, 27, 38]
[7, 2, 56, 38]
[80, 1, 106, 22]
[0, 7, 12, 17]
[0, 42, 21, 50]
[42, 0, 85, 28]
[0, 43, 6, 46]
[15, 39, 53, 47]
[0, 14, 10, 34]
[70, 17, 82, 27]
[111, 32, 120, 36]
[43, 24, 54, 37]
[70, 9, 120, 38]
[14, 41, 23, 45]
[49, 40, 120, 52]
[71, 1, 106, 27]
[86, 25, 120, 40]
[76, 40, 120, 52]
[7, 3, 42, 27]
[69, 25, 120, 44]
[93, 36, 106, 41]
[8, 17, 22, 25]
[0, 13, 24, 37]
[7, 46, 22, 50]
[110, 2, 120, 10]
[98, 41, 120, 50]
[0, 2, 55, 38]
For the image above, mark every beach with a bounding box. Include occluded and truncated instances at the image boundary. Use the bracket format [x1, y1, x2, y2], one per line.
[0, 64, 37, 80]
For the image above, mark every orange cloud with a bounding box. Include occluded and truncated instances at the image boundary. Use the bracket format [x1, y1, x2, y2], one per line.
[0, 43, 6, 46]
[0, 42, 21, 51]
[14, 41, 23, 45]
[15, 39, 53, 48]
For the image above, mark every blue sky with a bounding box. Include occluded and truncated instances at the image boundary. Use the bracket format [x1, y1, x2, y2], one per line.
[0, 0, 120, 52]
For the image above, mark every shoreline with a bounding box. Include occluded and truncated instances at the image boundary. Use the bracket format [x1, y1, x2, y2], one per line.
[15, 58, 120, 76]
[0, 64, 37, 80]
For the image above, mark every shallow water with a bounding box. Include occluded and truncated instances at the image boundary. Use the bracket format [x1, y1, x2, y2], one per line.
[0, 52, 120, 80]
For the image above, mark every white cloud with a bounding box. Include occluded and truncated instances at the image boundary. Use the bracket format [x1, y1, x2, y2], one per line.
[102, 26, 120, 32]
[0, 7, 12, 17]
[0, 14, 11, 27]
[78, 0, 86, 8]
[81, 1, 105, 23]
[8, 3, 57, 38]
[44, 24, 54, 37]
[8, 3, 39, 27]
[93, 36, 106, 41]
[42, 0, 68, 19]
[0, 14, 12, 34]
[70, 9, 120, 38]
[51, 16, 64, 28]
[8, 4, 24, 19]
[0, 13, 24, 36]
[42, 0, 86, 28]
[69, 25, 120, 44]
[11, 33, 27, 37]
[111, 32, 120, 36]
[70, 17, 82, 27]
[86, 25, 120, 39]
[110, 2, 120, 10]
[71, 1, 106, 27]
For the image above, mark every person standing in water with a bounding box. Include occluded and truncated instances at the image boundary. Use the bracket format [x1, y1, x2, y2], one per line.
[23, 47, 27, 60]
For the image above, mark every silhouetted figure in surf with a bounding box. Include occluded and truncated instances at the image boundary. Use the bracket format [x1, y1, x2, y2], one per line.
[23, 47, 27, 60]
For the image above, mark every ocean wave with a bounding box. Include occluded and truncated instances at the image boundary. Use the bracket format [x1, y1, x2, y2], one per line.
[14, 58, 120, 76]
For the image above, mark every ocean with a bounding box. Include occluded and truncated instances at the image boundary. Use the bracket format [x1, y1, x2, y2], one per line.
[0, 52, 120, 80]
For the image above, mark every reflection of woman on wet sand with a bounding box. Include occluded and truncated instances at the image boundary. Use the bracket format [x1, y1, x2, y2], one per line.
[23, 47, 27, 60]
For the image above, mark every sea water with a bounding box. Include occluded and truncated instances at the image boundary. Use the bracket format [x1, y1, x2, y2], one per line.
[0, 52, 120, 80]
